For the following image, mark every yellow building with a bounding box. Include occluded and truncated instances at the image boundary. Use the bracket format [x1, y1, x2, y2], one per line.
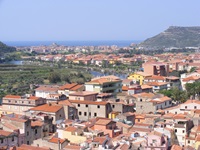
[128, 72, 151, 85]
[195, 138, 200, 150]
[57, 126, 87, 144]
[108, 111, 120, 119]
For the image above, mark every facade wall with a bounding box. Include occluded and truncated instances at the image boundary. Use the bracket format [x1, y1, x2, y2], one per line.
[136, 101, 155, 113]
[69, 94, 96, 101]
[74, 103, 110, 120]
[57, 129, 87, 144]
[0, 135, 18, 149]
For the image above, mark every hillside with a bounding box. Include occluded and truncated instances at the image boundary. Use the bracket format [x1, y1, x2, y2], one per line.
[139, 26, 200, 49]
[0, 41, 16, 55]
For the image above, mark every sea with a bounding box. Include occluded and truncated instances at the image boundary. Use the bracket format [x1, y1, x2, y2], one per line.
[3, 40, 141, 47]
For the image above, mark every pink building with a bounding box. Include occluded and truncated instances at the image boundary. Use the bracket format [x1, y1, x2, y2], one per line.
[93, 118, 122, 138]
[146, 131, 169, 150]
[143, 62, 169, 76]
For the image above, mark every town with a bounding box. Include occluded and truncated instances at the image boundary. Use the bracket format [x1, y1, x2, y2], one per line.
[0, 44, 200, 150]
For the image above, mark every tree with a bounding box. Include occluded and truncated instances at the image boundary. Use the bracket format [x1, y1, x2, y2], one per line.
[190, 67, 197, 73]
[48, 72, 61, 83]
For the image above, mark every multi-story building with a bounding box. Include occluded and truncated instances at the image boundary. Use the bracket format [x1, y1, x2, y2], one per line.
[1, 114, 33, 145]
[143, 62, 169, 76]
[128, 72, 152, 85]
[133, 93, 172, 113]
[35, 85, 59, 98]
[1, 95, 46, 115]
[0, 130, 19, 149]
[85, 75, 122, 97]
[69, 100, 112, 120]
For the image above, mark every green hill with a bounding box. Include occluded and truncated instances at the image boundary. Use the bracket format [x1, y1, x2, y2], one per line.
[0, 41, 16, 55]
[139, 26, 200, 49]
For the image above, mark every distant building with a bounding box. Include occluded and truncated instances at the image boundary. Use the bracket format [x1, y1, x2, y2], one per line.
[85, 75, 122, 97]
[143, 62, 169, 76]
[1, 95, 46, 115]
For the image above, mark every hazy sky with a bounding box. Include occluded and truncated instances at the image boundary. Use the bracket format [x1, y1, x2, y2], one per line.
[0, 0, 200, 41]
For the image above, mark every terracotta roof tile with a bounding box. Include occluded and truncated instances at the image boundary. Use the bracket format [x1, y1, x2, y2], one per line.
[48, 137, 66, 144]
[17, 144, 50, 150]
[31, 121, 44, 127]
[59, 83, 78, 90]
[0, 130, 13, 136]
[30, 104, 62, 113]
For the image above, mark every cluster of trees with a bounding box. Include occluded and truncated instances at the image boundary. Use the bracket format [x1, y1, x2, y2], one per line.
[159, 87, 188, 103]
[48, 71, 91, 84]
[159, 82, 200, 103]
[0, 64, 92, 98]
[185, 82, 200, 99]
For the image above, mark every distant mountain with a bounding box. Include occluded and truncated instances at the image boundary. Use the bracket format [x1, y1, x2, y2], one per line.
[139, 26, 200, 49]
[0, 41, 16, 55]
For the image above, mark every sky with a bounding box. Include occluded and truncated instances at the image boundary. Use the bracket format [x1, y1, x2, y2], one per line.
[0, 0, 200, 41]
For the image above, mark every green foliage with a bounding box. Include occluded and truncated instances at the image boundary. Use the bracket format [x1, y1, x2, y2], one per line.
[185, 82, 200, 99]
[0, 41, 16, 55]
[0, 64, 92, 98]
[190, 67, 197, 73]
[48, 72, 61, 83]
[159, 87, 188, 103]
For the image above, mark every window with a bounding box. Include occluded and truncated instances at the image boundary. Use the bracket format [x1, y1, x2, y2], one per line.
[60, 114, 62, 118]
[89, 112, 91, 116]
[8, 100, 11, 103]
[152, 139, 157, 143]
[27, 131, 29, 136]
[94, 113, 97, 117]
[175, 129, 177, 133]
[22, 101, 24, 103]
[185, 106, 187, 109]
[12, 136, 14, 141]
[15, 101, 17, 103]
[182, 130, 185, 133]
[97, 105, 100, 108]
[169, 101, 172, 104]
[1, 139, 3, 143]
[79, 112, 82, 115]
[78, 104, 80, 107]
[85, 104, 88, 107]
[29, 102, 31, 104]
[140, 99, 142, 102]
[194, 106, 197, 109]
[35, 129, 37, 135]
[188, 140, 190, 144]
[138, 119, 140, 122]
[27, 141, 29, 145]
[84, 112, 87, 116]
[165, 102, 167, 106]
[112, 105, 115, 108]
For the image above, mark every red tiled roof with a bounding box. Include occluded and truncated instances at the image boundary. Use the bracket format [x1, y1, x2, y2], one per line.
[182, 76, 200, 82]
[59, 83, 78, 90]
[30, 104, 62, 113]
[31, 121, 43, 127]
[16, 144, 50, 150]
[0, 130, 13, 136]
[4, 95, 21, 99]
[48, 137, 66, 144]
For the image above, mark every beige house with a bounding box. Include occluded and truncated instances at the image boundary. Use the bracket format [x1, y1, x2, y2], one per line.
[1, 95, 46, 115]
[85, 75, 122, 97]
[69, 100, 112, 120]
[69, 91, 98, 101]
